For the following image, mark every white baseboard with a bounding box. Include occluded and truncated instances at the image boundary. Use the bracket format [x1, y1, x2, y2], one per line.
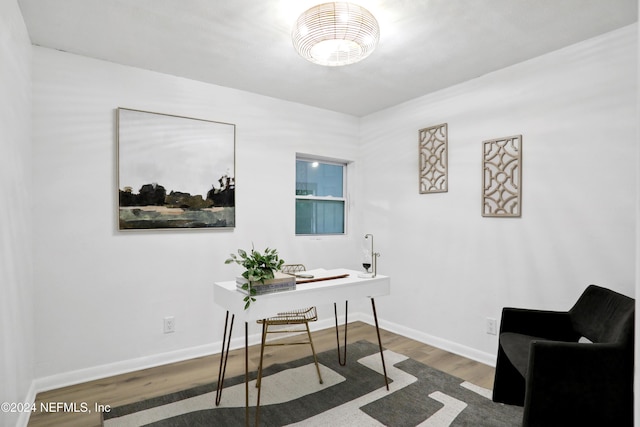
[30, 315, 344, 396]
[16, 382, 38, 427]
[356, 313, 497, 367]
[26, 311, 494, 417]
[33, 341, 216, 394]
[315, 312, 496, 367]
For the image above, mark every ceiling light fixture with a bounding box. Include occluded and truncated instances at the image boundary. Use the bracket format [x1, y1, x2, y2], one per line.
[292, 2, 380, 67]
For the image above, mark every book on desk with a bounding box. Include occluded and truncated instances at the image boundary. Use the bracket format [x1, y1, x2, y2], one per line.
[235, 269, 353, 295]
[236, 271, 296, 295]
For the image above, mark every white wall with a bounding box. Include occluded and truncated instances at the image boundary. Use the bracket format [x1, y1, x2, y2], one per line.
[0, 1, 34, 426]
[26, 17, 638, 406]
[359, 25, 638, 364]
[31, 47, 362, 388]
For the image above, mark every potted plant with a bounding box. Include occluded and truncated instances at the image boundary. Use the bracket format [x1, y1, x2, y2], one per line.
[225, 246, 285, 309]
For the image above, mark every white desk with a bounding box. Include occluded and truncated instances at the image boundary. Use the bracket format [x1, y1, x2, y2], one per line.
[213, 268, 390, 426]
[214, 268, 389, 321]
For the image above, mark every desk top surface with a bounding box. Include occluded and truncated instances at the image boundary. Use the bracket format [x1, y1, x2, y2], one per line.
[214, 268, 390, 320]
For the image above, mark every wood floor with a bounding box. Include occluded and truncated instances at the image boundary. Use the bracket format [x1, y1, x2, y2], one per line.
[28, 322, 495, 427]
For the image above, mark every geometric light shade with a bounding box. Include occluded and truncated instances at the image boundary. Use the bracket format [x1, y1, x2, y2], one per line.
[291, 2, 380, 66]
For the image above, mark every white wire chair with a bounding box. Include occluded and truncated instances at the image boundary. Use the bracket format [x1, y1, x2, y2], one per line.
[256, 264, 323, 387]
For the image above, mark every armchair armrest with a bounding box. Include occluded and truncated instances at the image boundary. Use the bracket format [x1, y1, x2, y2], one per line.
[523, 341, 633, 426]
[499, 307, 577, 341]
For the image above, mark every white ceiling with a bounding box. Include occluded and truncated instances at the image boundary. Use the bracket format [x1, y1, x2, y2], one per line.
[18, 0, 638, 117]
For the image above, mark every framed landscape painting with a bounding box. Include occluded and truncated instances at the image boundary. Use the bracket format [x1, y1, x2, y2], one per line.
[117, 108, 236, 230]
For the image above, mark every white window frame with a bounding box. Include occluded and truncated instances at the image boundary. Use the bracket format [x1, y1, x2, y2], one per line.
[295, 155, 348, 236]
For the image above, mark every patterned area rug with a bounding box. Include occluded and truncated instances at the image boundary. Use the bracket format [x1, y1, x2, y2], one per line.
[103, 341, 523, 426]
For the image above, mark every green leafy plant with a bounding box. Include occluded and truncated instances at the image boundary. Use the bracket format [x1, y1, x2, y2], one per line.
[225, 246, 285, 309]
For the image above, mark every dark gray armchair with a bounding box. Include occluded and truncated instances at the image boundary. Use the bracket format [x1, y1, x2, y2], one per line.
[492, 284, 634, 426]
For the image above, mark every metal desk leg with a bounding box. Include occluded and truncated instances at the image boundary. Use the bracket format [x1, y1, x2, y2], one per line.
[371, 298, 389, 390]
[215, 311, 234, 406]
[255, 320, 266, 426]
[334, 301, 348, 366]
[244, 322, 250, 427]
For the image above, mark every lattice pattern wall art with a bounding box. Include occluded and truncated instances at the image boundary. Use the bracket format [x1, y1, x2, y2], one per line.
[482, 135, 522, 217]
[419, 123, 448, 193]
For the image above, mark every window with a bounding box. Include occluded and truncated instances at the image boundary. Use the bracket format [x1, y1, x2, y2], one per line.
[295, 157, 346, 235]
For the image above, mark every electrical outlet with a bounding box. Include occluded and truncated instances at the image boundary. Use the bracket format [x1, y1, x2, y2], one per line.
[164, 316, 175, 334]
[486, 317, 497, 335]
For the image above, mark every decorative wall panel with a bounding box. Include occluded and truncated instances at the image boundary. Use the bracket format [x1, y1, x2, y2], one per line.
[419, 123, 448, 193]
[482, 135, 522, 217]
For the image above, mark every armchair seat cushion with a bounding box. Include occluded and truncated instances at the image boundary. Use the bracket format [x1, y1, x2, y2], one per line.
[499, 332, 552, 377]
